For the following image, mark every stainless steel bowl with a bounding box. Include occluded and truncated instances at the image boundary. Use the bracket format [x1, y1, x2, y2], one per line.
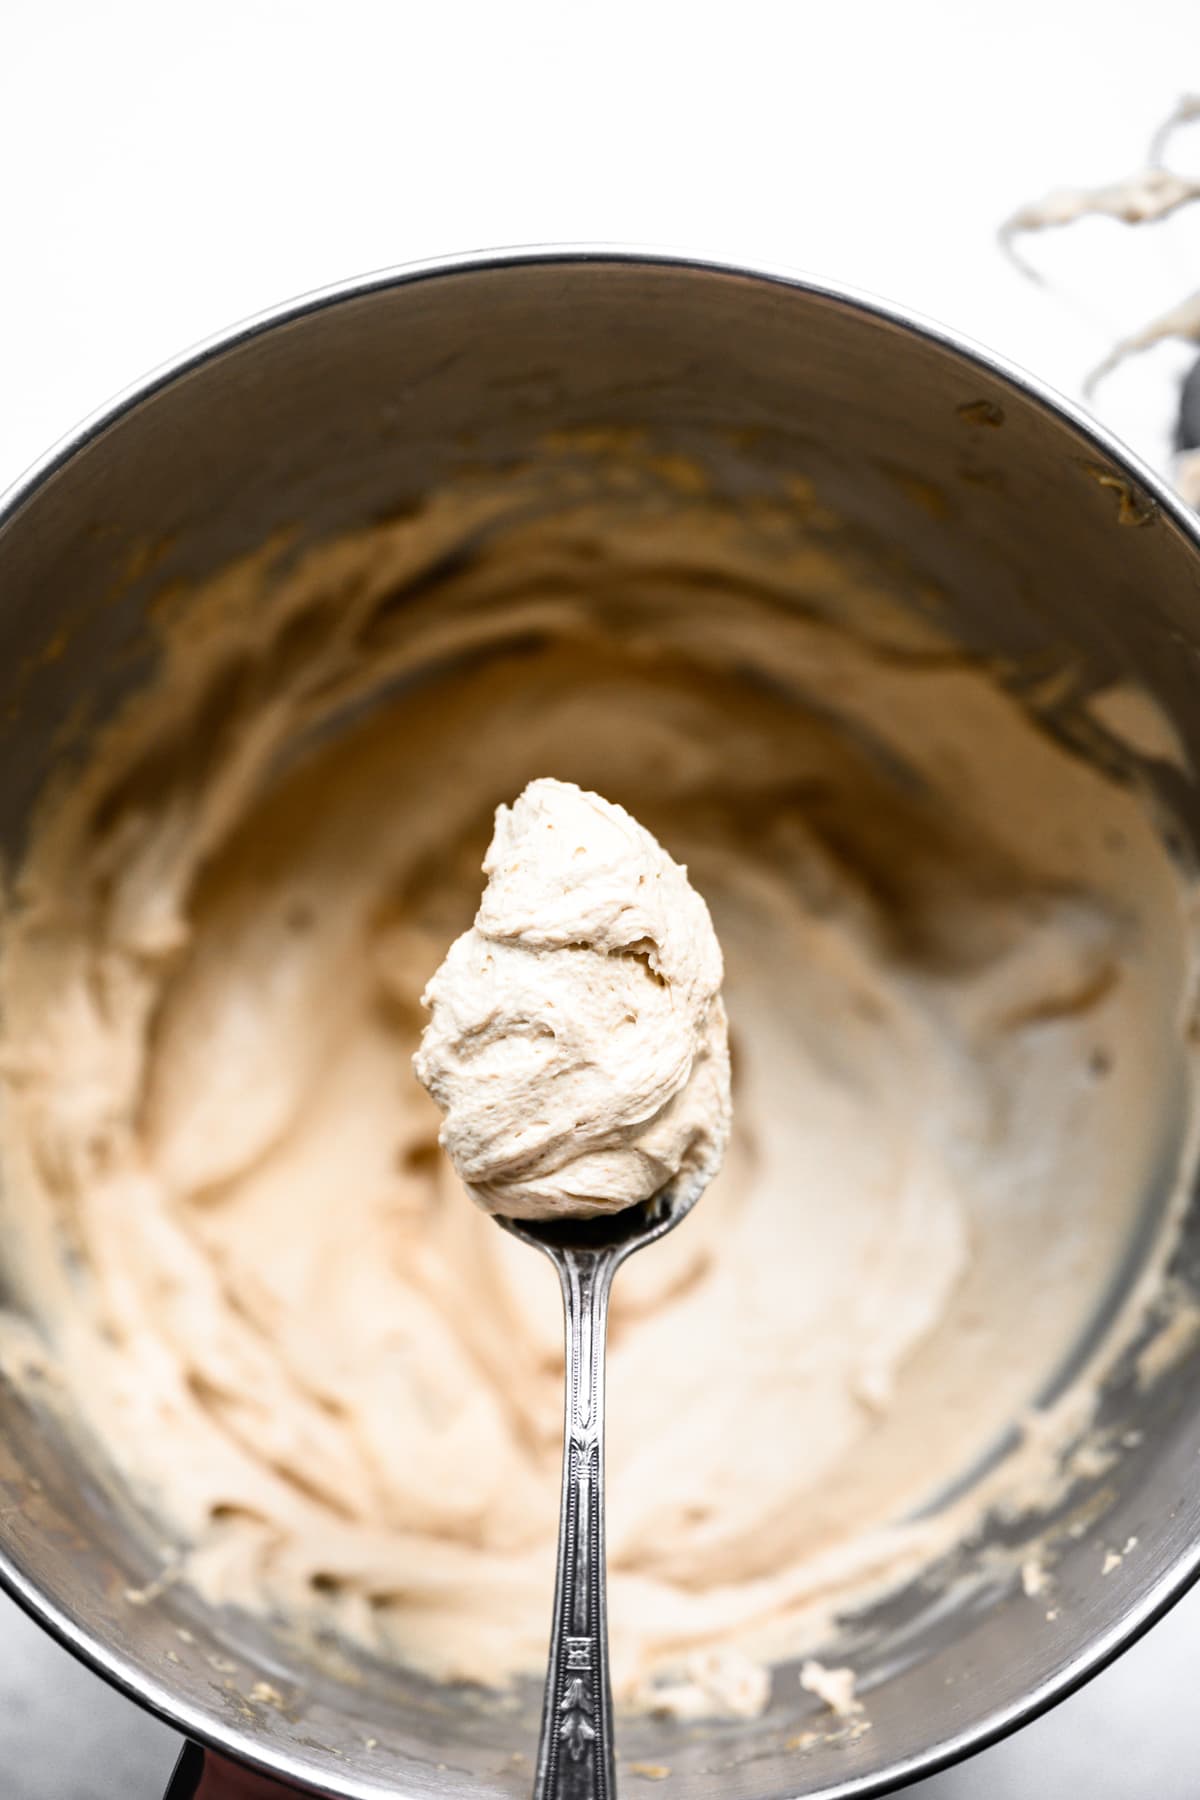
[3, 250, 1200, 1800]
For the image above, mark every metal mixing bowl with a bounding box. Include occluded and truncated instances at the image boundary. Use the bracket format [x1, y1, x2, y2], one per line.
[3, 250, 1200, 1800]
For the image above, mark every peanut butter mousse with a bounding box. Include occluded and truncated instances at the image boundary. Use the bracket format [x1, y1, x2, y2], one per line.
[414, 778, 731, 1221]
[0, 480, 1195, 1719]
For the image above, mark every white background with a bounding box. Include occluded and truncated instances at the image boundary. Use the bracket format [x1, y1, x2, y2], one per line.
[3, 3, 1200, 1796]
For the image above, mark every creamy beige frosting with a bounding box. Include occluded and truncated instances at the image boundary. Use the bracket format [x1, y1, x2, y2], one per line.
[0, 462, 1195, 1718]
[415, 777, 730, 1220]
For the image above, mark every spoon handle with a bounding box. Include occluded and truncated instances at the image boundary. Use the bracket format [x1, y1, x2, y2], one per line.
[534, 1243, 621, 1800]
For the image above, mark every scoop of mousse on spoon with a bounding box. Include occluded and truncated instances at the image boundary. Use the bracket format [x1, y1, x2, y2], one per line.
[415, 778, 731, 1800]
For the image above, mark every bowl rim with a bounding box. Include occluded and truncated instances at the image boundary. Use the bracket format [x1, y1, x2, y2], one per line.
[3, 241, 1200, 1799]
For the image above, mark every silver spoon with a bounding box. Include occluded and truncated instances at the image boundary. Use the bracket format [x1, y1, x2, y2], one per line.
[497, 1157, 719, 1800]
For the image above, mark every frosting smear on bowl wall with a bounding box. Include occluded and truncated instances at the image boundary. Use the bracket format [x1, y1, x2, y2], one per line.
[0, 455, 1195, 1721]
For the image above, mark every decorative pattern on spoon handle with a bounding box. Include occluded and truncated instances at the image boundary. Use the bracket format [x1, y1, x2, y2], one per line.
[534, 1245, 620, 1800]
